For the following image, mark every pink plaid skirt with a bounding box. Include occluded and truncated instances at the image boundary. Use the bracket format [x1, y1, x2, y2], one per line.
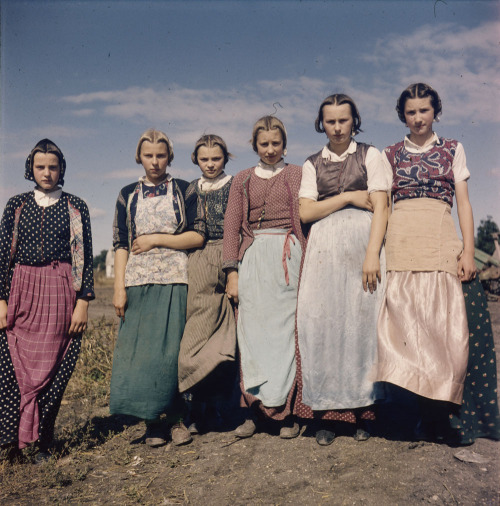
[6, 261, 75, 449]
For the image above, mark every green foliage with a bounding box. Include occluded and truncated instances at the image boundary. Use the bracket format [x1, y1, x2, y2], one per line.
[476, 216, 499, 256]
[93, 249, 108, 271]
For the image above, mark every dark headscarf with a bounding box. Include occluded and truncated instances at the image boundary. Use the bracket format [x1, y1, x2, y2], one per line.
[25, 138, 66, 186]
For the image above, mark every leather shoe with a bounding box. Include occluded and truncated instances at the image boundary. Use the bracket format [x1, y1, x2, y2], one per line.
[171, 422, 193, 446]
[234, 419, 257, 438]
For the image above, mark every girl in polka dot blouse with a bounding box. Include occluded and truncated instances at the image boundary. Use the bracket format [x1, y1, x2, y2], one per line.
[0, 139, 94, 462]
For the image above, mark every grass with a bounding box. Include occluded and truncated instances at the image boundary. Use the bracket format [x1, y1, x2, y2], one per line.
[64, 318, 118, 405]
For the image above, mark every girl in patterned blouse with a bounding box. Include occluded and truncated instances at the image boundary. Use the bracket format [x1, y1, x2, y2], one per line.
[0, 139, 94, 462]
[178, 135, 237, 435]
[376, 83, 476, 441]
[223, 116, 306, 439]
[110, 129, 203, 448]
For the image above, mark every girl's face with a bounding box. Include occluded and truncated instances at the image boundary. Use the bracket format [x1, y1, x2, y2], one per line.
[404, 96, 435, 143]
[197, 145, 225, 179]
[322, 103, 353, 154]
[140, 140, 169, 184]
[33, 152, 61, 191]
[256, 129, 284, 165]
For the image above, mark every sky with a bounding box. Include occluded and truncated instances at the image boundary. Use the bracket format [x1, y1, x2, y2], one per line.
[1, 0, 499, 254]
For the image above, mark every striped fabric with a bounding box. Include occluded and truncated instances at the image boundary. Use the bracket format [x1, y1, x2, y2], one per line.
[178, 240, 236, 393]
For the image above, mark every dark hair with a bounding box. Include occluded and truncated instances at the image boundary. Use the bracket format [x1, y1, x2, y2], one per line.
[251, 116, 287, 152]
[24, 138, 66, 185]
[315, 94, 362, 135]
[396, 83, 442, 123]
[191, 134, 233, 166]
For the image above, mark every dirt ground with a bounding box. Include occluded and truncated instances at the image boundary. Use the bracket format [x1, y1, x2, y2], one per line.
[1, 282, 499, 505]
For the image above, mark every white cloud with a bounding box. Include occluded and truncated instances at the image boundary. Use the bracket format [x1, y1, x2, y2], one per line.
[363, 21, 500, 124]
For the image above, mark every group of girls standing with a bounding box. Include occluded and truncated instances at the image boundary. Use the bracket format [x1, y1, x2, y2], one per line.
[1, 83, 499, 463]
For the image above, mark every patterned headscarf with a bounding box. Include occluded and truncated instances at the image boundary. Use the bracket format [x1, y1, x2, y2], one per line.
[25, 138, 67, 186]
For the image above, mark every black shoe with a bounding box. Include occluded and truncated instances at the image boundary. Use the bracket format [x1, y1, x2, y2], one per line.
[354, 428, 370, 441]
[316, 429, 335, 446]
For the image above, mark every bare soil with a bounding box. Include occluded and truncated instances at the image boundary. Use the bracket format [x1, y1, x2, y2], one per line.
[1, 283, 498, 505]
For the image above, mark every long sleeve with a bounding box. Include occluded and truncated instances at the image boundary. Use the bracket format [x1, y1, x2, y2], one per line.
[222, 174, 245, 271]
[0, 196, 20, 300]
[113, 183, 136, 251]
[78, 198, 95, 300]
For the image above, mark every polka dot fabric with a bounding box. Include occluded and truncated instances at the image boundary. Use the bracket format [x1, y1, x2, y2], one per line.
[449, 278, 500, 444]
[0, 192, 94, 301]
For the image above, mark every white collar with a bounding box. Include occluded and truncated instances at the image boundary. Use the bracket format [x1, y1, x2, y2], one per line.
[198, 172, 231, 191]
[254, 159, 286, 179]
[404, 132, 439, 152]
[321, 139, 357, 162]
[34, 187, 62, 207]
[139, 173, 171, 187]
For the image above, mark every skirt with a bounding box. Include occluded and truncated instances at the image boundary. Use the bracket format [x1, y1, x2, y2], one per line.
[237, 229, 301, 411]
[449, 278, 500, 443]
[109, 283, 187, 420]
[296, 208, 385, 417]
[178, 241, 236, 393]
[3, 262, 77, 449]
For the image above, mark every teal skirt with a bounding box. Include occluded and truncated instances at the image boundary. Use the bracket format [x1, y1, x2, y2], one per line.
[110, 284, 187, 420]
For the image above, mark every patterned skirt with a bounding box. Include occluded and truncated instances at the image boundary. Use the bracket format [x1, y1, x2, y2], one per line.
[178, 241, 236, 393]
[1, 262, 78, 449]
[109, 283, 187, 421]
[449, 278, 500, 443]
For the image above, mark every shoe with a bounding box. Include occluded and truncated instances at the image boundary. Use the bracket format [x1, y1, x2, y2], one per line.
[145, 423, 166, 447]
[354, 428, 370, 441]
[170, 422, 193, 446]
[234, 418, 257, 438]
[34, 450, 52, 465]
[316, 429, 335, 446]
[280, 422, 300, 439]
[187, 422, 200, 435]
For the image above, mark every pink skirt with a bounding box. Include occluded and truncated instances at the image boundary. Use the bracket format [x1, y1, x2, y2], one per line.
[376, 271, 468, 404]
[7, 262, 75, 448]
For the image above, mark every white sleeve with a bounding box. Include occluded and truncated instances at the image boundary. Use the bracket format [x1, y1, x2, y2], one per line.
[366, 146, 391, 193]
[452, 142, 470, 182]
[298, 159, 319, 201]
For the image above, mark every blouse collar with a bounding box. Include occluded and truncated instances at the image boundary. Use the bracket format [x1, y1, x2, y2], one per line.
[198, 172, 231, 191]
[254, 159, 286, 179]
[34, 186, 62, 207]
[404, 132, 439, 153]
[321, 139, 357, 162]
[139, 173, 171, 187]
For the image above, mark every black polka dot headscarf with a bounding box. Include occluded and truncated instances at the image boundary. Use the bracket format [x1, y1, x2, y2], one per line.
[24, 138, 67, 186]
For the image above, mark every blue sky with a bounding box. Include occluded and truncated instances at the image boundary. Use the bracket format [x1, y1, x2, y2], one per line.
[1, 0, 499, 254]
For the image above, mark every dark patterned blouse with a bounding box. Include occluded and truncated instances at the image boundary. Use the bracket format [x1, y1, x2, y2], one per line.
[0, 192, 94, 300]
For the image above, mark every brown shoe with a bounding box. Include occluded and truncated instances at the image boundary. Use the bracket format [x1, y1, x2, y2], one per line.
[170, 422, 193, 446]
[145, 423, 166, 447]
[234, 418, 256, 438]
[280, 422, 300, 439]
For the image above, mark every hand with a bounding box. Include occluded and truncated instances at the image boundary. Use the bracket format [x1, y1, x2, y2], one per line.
[113, 287, 127, 320]
[348, 191, 374, 212]
[0, 300, 8, 330]
[225, 270, 239, 304]
[68, 299, 89, 336]
[458, 251, 476, 282]
[362, 252, 381, 294]
[132, 235, 156, 255]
